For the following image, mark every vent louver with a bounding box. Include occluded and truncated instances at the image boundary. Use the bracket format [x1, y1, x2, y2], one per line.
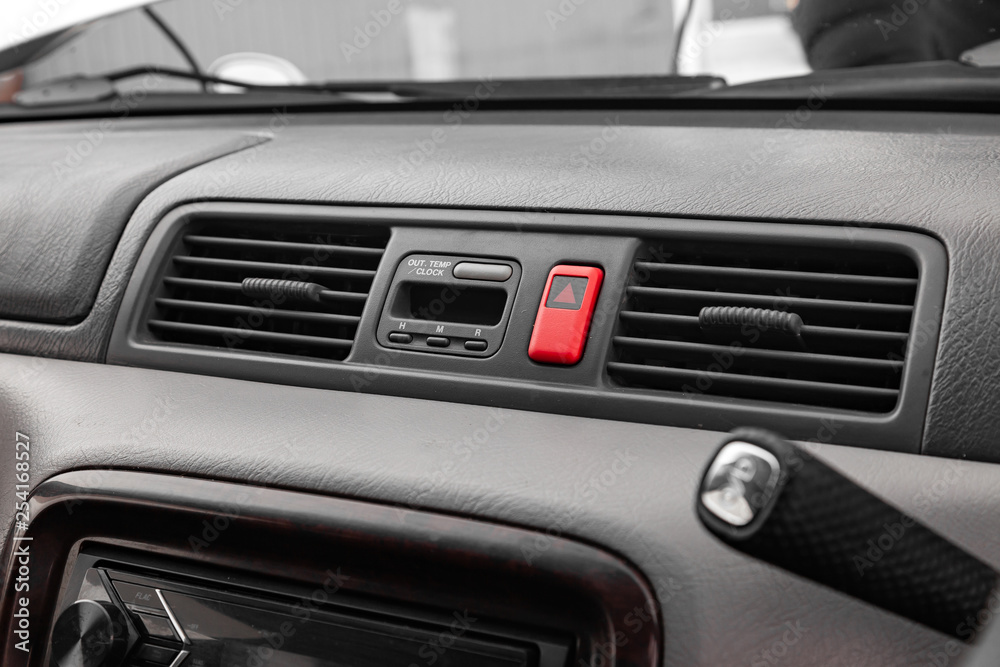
[608, 241, 918, 413]
[146, 221, 389, 360]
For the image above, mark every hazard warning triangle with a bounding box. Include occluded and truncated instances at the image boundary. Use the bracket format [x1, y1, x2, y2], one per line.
[553, 282, 577, 305]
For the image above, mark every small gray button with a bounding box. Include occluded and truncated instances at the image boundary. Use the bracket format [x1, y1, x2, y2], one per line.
[135, 643, 180, 665]
[464, 340, 488, 351]
[388, 332, 412, 344]
[135, 611, 178, 641]
[426, 336, 450, 347]
[112, 581, 166, 615]
[453, 262, 513, 282]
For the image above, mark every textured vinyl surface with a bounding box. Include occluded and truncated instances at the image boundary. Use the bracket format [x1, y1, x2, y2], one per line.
[0, 123, 266, 324]
[5, 355, 1000, 665]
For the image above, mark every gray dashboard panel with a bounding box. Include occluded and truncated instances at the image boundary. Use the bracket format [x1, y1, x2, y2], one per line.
[0, 123, 267, 325]
[1, 354, 998, 666]
[108, 111, 999, 461]
[0, 111, 996, 456]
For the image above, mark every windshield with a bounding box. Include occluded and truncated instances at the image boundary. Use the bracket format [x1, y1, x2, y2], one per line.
[3, 0, 1000, 102]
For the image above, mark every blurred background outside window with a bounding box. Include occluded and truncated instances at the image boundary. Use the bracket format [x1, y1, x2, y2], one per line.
[16, 0, 810, 91]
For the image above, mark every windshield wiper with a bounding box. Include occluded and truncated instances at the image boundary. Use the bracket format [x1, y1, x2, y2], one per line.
[14, 66, 413, 107]
[342, 75, 727, 100]
[14, 67, 727, 109]
[12, 67, 409, 107]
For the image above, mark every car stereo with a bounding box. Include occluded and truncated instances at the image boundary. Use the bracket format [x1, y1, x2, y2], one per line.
[48, 552, 569, 667]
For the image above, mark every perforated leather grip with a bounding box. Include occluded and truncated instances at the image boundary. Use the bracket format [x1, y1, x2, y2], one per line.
[697, 428, 999, 640]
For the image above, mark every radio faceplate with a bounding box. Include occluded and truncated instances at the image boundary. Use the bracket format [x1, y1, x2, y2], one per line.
[54, 551, 567, 667]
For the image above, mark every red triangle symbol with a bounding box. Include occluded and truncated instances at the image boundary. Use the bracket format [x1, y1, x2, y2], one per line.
[553, 282, 577, 304]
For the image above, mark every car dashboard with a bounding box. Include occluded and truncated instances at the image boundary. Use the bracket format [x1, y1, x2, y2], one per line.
[3, 107, 1000, 667]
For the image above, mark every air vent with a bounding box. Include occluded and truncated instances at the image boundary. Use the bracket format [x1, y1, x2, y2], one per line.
[145, 221, 389, 360]
[608, 241, 918, 413]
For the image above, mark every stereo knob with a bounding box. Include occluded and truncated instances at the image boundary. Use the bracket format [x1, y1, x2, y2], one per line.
[51, 600, 129, 667]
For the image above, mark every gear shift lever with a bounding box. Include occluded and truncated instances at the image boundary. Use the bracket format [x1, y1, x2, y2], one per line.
[696, 428, 999, 640]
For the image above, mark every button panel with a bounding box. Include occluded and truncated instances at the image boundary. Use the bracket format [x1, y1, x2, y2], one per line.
[56, 571, 193, 667]
[378, 254, 521, 358]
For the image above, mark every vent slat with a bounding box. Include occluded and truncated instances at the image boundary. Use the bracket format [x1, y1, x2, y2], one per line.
[155, 299, 362, 325]
[618, 311, 909, 342]
[607, 362, 900, 400]
[161, 277, 370, 303]
[148, 222, 389, 361]
[613, 336, 904, 371]
[163, 276, 243, 293]
[173, 256, 377, 280]
[633, 261, 918, 288]
[148, 320, 354, 349]
[612, 241, 917, 413]
[627, 286, 913, 314]
[184, 235, 386, 257]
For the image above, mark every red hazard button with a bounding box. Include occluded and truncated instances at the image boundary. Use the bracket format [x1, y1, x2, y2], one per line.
[528, 265, 604, 365]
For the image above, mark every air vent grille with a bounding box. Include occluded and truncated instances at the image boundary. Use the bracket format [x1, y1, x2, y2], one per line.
[146, 221, 389, 360]
[608, 241, 918, 412]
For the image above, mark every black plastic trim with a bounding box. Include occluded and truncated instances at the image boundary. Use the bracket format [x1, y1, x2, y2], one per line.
[107, 203, 947, 452]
